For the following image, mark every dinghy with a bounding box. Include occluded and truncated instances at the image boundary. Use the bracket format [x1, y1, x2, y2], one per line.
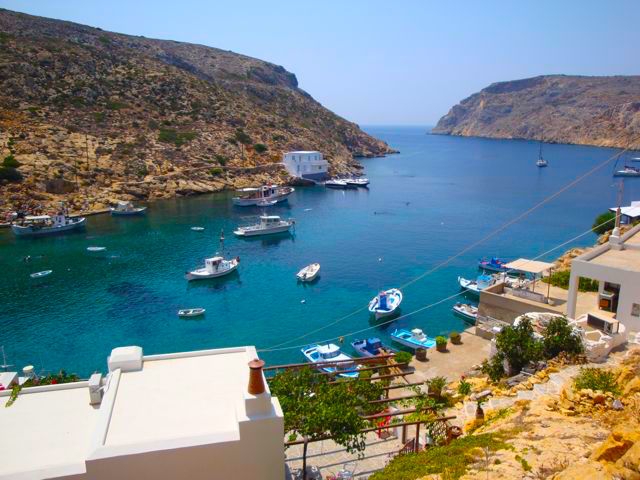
[296, 263, 320, 282]
[350, 337, 396, 358]
[345, 178, 370, 187]
[30, 270, 52, 279]
[178, 308, 206, 318]
[301, 343, 359, 378]
[368, 288, 403, 319]
[458, 274, 495, 296]
[390, 328, 436, 351]
[452, 303, 478, 323]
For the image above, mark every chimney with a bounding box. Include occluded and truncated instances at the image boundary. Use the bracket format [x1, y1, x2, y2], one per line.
[247, 358, 266, 395]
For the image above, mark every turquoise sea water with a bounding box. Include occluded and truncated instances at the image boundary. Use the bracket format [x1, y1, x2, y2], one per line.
[0, 126, 636, 376]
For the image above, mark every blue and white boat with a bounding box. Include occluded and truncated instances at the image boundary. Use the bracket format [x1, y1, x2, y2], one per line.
[350, 337, 397, 358]
[12, 214, 85, 237]
[390, 328, 436, 351]
[458, 274, 496, 297]
[478, 257, 509, 273]
[368, 288, 403, 319]
[301, 343, 359, 378]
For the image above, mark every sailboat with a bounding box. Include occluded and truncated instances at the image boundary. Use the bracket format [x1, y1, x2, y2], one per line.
[536, 141, 548, 167]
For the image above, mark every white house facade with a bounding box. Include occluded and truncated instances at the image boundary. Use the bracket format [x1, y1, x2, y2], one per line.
[283, 151, 328, 182]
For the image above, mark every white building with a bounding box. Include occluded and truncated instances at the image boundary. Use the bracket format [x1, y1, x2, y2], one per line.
[609, 200, 640, 225]
[567, 223, 640, 332]
[283, 151, 328, 182]
[0, 346, 284, 480]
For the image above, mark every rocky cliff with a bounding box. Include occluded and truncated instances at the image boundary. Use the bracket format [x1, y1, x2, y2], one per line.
[0, 9, 394, 214]
[433, 75, 640, 150]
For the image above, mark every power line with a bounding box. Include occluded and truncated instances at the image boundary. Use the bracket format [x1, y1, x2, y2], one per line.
[259, 147, 627, 351]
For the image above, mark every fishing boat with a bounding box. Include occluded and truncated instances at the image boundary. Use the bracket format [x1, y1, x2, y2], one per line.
[478, 257, 509, 273]
[110, 200, 147, 216]
[233, 215, 294, 237]
[390, 328, 436, 351]
[232, 185, 294, 206]
[325, 179, 354, 189]
[296, 263, 320, 282]
[458, 274, 495, 296]
[614, 166, 640, 177]
[11, 214, 86, 237]
[301, 343, 359, 378]
[178, 308, 206, 318]
[345, 178, 370, 187]
[185, 256, 239, 281]
[368, 288, 403, 319]
[452, 303, 478, 323]
[536, 141, 548, 167]
[30, 270, 52, 279]
[350, 337, 397, 358]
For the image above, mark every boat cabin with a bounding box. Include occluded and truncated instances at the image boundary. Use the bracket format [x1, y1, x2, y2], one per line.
[205, 256, 224, 272]
[115, 200, 134, 211]
[236, 185, 280, 200]
[317, 344, 340, 361]
[260, 215, 283, 226]
[364, 338, 383, 354]
[377, 292, 389, 310]
[411, 328, 427, 342]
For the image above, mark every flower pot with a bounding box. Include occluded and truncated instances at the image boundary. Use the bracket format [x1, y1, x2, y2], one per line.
[436, 343, 447, 352]
[415, 347, 427, 361]
[450, 335, 461, 345]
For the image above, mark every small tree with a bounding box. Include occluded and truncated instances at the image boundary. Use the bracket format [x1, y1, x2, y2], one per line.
[234, 128, 252, 160]
[592, 211, 616, 235]
[253, 143, 268, 154]
[2, 154, 19, 168]
[270, 367, 382, 479]
[542, 316, 584, 359]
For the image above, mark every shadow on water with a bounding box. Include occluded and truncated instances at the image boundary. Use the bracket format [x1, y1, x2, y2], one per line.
[107, 282, 176, 321]
[237, 231, 295, 248]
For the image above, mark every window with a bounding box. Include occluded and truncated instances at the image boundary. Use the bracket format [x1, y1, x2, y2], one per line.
[632, 303, 640, 317]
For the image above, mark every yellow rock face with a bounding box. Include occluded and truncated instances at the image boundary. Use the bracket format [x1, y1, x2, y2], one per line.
[591, 425, 640, 463]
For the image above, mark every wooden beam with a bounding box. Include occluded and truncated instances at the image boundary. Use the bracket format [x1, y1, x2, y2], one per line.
[263, 354, 396, 371]
[266, 362, 407, 381]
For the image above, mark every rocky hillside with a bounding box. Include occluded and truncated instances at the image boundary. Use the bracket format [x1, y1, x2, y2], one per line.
[0, 9, 394, 215]
[433, 75, 640, 150]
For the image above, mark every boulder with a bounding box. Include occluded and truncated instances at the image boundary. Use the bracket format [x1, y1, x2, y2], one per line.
[553, 461, 609, 479]
[617, 440, 640, 473]
[591, 425, 640, 463]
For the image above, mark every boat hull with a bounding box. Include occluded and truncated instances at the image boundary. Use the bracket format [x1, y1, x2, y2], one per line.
[185, 261, 238, 281]
[296, 264, 320, 282]
[368, 288, 403, 319]
[111, 207, 147, 216]
[11, 217, 86, 237]
[452, 305, 478, 323]
[301, 345, 359, 378]
[390, 330, 436, 351]
[350, 340, 396, 358]
[234, 224, 292, 237]
[232, 190, 293, 206]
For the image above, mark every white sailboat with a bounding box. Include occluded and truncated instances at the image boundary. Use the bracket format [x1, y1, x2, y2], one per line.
[536, 141, 548, 167]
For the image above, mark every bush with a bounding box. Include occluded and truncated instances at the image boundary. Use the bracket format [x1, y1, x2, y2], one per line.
[592, 211, 616, 235]
[542, 270, 599, 292]
[457, 378, 471, 396]
[210, 167, 223, 176]
[574, 368, 620, 395]
[428, 376, 447, 398]
[94, 112, 106, 123]
[0, 167, 22, 182]
[2, 154, 19, 168]
[435, 336, 447, 351]
[450, 331, 461, 344]
[542, 316, 584, 359]
[158, 129, 196, 147]
[482, 357, 506, 383]
[214, 154, 228, 166]
[394, 351, 412, 365]
[106, 100, 127, 110]
[253, 143, 268, 154]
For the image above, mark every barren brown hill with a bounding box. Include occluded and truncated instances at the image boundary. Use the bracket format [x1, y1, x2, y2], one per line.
[0, 8, 394, 215]
[433, 75, 640, 150]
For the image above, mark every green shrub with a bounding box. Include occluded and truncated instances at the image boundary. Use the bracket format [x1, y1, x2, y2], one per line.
[214, 154, 228, 166]
[592, 211, 616, 235]
[98, 35, 111, 45]
[428, 376, 447, 398]
[106, 100, 127, 110]
[457, 378, 471, 396]
[574, 368, 620, 395]
[253, 143, 268, 154]
[210, 167, 223, 176]
[435, 336, 447, 347]
[272, 133, 285, 142]
[542, 270, 599, 292]
[158, 129, 196, 147]
[3, 154, 19, 168]
[542, 316, 584, 359]
[94, 112, 106, 123]
[394, 351, 412, 365]
[450, 331, 461, 344]
[0, 167, 22, 182]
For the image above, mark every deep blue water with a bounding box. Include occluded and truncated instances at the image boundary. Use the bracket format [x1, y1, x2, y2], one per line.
[0, 126, 636, 376]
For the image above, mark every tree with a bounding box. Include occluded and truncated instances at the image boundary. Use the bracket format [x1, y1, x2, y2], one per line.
[233, 128, 252, 161]
[542, 316, 584, 359]
[269, 367, 382, 479]
[253, 143, 268, 154]
[592, 211, 616, 235]
[2, 154, 19, 168]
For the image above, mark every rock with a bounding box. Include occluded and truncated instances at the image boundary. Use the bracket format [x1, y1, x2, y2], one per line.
[623, 377, 640, 396]
[553, 461, 609, 479]
[591, 425, 640, 463]
[612, 399, 624, 411]
[617, 441, 640, 472]
[593, 393, 606, 405]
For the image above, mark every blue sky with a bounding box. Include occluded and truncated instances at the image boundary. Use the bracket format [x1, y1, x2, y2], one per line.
[1, 1, 638, 125]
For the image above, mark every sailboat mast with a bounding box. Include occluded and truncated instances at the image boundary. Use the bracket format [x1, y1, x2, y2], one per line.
[219, 228, 225, 254]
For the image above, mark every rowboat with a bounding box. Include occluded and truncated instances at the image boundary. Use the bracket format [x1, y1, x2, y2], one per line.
[301, 343, 359, 378]
[452, 303, 478, 323]
[87, 246, 106, 252]
[368, 288, 403, 319]
[350, 337, 397, 358]
[390, 328, 436, 351]
[30, 270, 52, 279]
[191, 226, 205, 232]
[178, 308, 205, 318]
[296, 263, 320, 282]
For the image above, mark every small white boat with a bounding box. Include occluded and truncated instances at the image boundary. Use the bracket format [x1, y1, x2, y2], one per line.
[325, 179, 354, 189]
[390, 328, 436, 351]
[110, 200, 147, 216]
[297, 263, 320, 282]
[178, 308, 206, 317]
[458, 274, 495, 296]
[452, 303, 478, 322]
[87, 246, 106, 252]
[345, 178, 370, 187]
[301, 343, 359, 378]
[191, 226, 205, 232]
[12, 214, 86, 237]
[186, 256, 239, 281]
[368, 288, 403, 319]
[614, 166, 640, 177]
[536, 141, 548, 167]
[257, 199, 278, 207]
[632, 157, 640, 162]
[30, 270, 52, 279]
[234, 215, 294, 237]
[232, 185, 294, 206]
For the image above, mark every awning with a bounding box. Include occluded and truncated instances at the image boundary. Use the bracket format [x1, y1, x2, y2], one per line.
[504, 258, 554, 275]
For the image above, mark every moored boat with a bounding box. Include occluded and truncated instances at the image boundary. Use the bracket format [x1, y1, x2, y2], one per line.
[452, 303, 478, 322]
[191, 226, 205, 232]
[232, 185, 294, 206]
[536, 141, 548, 167]
[614, 166, 640, 177]
[368, 288, 403, 319]
[458, 274, 495, 296]
[185, 256, 239, 281]
[478, 257, 509, 273]
[30, 270, 52, 279]
[325, 179, 354, 189]
[234, 215, 294, 237]
[390, 328, 436, 351]
[178, 308, 206, 317]
[87, 246, 106, 252]
[11, 214, 86, 237]
[350, 337, 397, 358]
[345, 178, 370, 187]
[110, 200, 147, 216]
[296, 263, 320, 282]
[301, 343, 359, 378]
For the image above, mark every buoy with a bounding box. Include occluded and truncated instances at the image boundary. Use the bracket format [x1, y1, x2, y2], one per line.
[301, 299, 306, 304]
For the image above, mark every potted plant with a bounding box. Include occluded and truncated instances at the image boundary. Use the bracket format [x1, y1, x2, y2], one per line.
[415, 347, 427, 362]
[435, 335, 447, 352]
[395, 350, 414, 365]
[450, 331, 461, 345]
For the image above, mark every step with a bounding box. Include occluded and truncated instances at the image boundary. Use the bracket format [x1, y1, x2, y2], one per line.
[516, 390, 535, 401]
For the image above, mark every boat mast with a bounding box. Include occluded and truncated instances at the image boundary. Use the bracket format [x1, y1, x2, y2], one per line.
[219, 228, 225, 254]
[538, 139, 543, 160]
